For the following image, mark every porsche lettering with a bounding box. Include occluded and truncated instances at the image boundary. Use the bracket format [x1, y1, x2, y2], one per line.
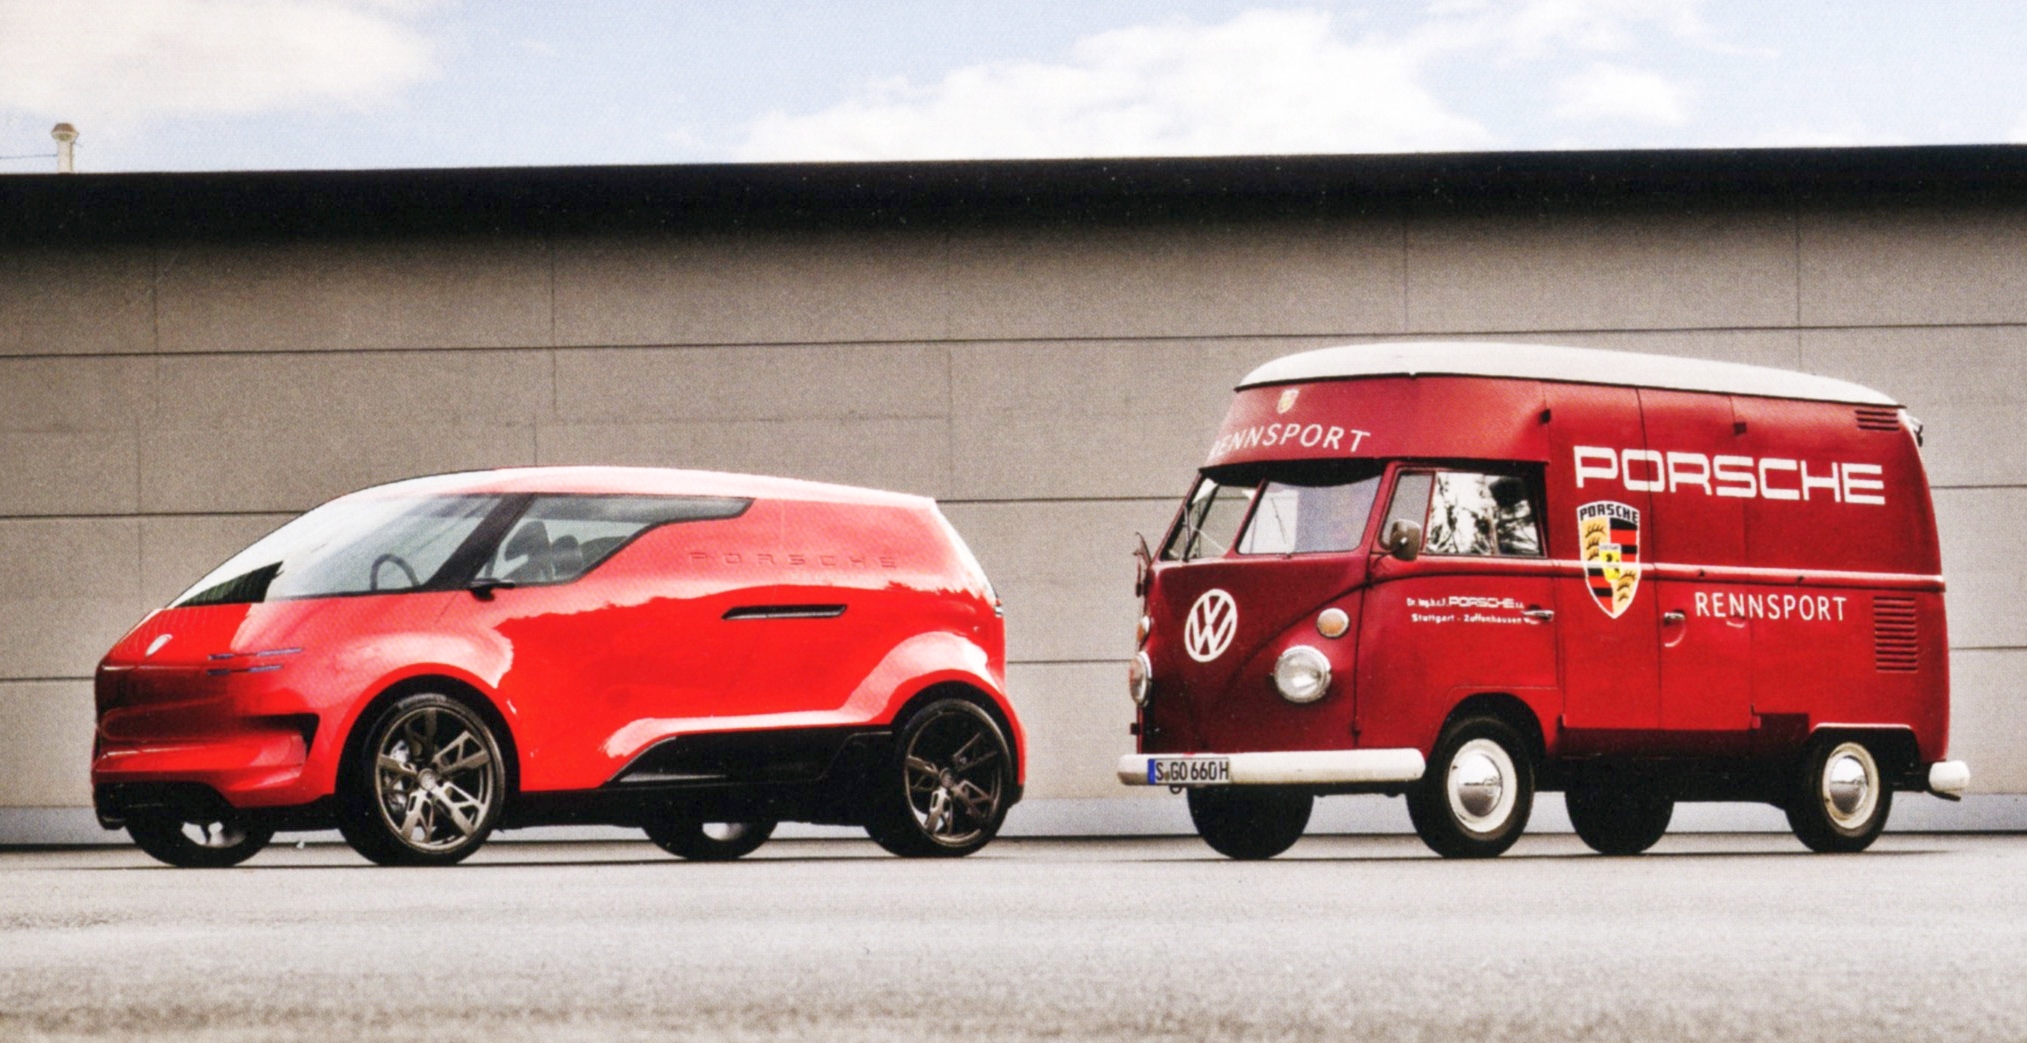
[1573, 446, 1885, 505]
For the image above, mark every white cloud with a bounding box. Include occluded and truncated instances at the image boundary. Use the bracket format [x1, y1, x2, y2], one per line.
[0, 0, 439, 121]
[1437, 0, 1708, 58]
[736, 9, 1494, 162]
[1553, 63, 1689, 124]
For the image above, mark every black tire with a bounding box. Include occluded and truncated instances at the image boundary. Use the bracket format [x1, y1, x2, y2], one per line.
[337, 692, 507, 867]
[1786, 737, 1892, 853]
[1565, 779, 1673, 856]
[864, 698, 1013, 858]
[126, 813, 273, 868]
[644, 818, 776, 861]
[1186, 787, 1312, 860]
[1407, 716, 1534, 859]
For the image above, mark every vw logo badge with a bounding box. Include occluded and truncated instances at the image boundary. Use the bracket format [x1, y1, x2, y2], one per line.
[1183, 589, 1238, 663]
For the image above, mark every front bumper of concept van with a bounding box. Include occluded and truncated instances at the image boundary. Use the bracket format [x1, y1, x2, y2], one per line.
[1118, 749, 1427, 788]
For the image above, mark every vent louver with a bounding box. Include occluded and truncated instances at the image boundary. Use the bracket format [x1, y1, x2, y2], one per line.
[1873, 596, 1918, 672]
[1855, 407, 1901, 432]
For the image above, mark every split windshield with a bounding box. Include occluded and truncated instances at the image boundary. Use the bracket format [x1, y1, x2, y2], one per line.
[1161, 464, 1384, 562]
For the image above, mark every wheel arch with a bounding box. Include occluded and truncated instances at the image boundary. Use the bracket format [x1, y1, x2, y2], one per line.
[1807, 724, 1923, 790]
[337, 674, 523, 799]
[1442, 692, 1548, 769]
[888, 679, 1025, 788]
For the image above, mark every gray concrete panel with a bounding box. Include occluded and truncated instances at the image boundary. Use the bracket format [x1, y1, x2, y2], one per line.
[941, 498, 1176, 664]
[1802, 325, 2027, 487]
[1005, 661, 1139, 801]
[1934, 487, 2027, 650]
[552, 343, 948, 423]
[142, 351, 548, 512]
[139, 514, 293, 609]
[0, 356, 151, 515]
[941, 215, 1406, 340]
[535, 417, 951, 499]
[946, 340, 1288, 500]
[155, 236, 553, 352]
[0, 518, 141, 679]
[1406, 208, 1797, 333]
[0, 681, 92, 806]
[0, 244, 156, 356]
[553, 227, 950, 347]
[1948, 649, 2027, 793]
[1801, 202, 2027, 327]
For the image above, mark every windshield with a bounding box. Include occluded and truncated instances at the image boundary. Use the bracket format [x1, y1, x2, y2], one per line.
[174, 495, 502, 606]
[1161, 464, 1383, 562]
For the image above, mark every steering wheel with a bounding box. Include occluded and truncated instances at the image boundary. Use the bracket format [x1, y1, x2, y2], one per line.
[370, 553, 421, 591]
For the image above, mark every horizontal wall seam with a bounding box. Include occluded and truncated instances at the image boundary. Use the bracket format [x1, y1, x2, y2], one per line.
[6, 319, 2027, 362]
[0, 677, 93, 685]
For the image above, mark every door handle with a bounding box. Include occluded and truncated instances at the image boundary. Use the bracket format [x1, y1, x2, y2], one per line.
[1522, 608, 1555, 622]
[1662, 610, 1686, 625]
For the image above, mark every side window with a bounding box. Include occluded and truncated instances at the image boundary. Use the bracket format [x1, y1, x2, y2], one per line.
[1385, 470, 1543, 558]
[479, 494, 749, 585]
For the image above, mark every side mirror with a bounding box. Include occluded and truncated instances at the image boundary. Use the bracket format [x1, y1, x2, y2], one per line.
[1383, 520, 1423, 562]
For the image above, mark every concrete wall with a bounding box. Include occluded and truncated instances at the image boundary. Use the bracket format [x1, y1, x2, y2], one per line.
[3, 186, 2024, 838]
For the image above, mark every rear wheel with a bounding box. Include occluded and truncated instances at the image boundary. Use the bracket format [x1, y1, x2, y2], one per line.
[1565, 779, 1673, 856]
[644, 818, 776, 861]
[1186, 787, 1312, 860]
[1787, 738, 1892, 853]
[127, 813, 273, 868]
[338, 693, 507, 867]
[1408, 716, 1534, 859]
[865, 699, 1013, 858]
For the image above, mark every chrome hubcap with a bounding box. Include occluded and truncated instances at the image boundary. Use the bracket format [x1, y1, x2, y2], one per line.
[1821, 742, 1879, 830]
[373, 704, 498, 853]
[903, 714, 1005, 845]
[1447, 738, 1517, 834]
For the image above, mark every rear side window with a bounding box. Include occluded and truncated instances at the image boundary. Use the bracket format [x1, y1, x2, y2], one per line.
[1388, 470, 1543, 557]
[479, 495, 750, 585]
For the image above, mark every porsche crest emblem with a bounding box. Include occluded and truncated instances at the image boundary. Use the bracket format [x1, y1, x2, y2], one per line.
[1578, 501, 1641, 618]
[1275, 388, 1300, 414]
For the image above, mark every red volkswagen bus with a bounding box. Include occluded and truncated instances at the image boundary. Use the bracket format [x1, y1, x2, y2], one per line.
[1121, 343, 1967, 859]
[94, 467, 1020, 867]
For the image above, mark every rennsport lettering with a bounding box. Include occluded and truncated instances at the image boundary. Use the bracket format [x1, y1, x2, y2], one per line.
[1573, 446, 1886, 505]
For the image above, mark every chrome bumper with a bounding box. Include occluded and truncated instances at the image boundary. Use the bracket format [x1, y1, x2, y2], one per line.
[1117, 749, 1426, 787]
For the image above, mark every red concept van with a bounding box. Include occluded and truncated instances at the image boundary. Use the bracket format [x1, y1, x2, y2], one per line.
[1120, 343, 1968, 859]
[93, 467, 1021, 867]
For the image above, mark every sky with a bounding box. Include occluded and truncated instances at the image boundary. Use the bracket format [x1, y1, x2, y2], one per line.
[2, 0, 2027, 173]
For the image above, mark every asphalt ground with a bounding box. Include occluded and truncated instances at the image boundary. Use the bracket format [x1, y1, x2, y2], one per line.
[3, 833, 2025, 1043]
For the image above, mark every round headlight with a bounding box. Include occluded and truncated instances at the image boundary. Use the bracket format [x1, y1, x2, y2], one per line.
[1273, 645, 1331, 704]
[1129, 651, 1153, 706]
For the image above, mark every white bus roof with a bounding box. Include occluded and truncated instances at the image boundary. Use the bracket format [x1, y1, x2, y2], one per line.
[1238, 342, 1898, 407]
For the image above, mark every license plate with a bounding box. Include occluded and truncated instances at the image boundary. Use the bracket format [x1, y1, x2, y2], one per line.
[1148, 757, 1231, 786]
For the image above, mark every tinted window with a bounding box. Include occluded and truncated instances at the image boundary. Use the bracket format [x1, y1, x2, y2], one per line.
[1236, 476, 1381, 555]
[1390, 470, 1543, 558]
[477, 495, 749, 585]
[175, 495, 503, 606]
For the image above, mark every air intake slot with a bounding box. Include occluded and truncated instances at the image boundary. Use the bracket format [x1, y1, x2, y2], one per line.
[1873, 596, 1919, 672]
[1855, 407, 1901, 432]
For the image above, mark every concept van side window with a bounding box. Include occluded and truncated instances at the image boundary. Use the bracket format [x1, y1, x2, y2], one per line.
[479, 494, 750, 586]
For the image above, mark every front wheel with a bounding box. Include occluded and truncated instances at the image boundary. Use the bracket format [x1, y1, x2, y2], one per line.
[1787, 738, 1892, 853]
[127, 813, 273, 868]
[864, 699, 1013, 858]
[338, 693, 508, 867]
[644, 818, 776, 861]
[1407, 716, 1534, 859]
[1187, 787, 1312, 860]
[1565, 780, 1673, 856]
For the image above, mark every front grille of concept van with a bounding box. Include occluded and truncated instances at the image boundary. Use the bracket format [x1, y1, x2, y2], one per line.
[1873, 596, 1920, 672]
[1855, 407, 1902, 432]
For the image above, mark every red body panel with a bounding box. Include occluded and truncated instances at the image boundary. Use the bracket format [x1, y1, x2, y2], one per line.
[93, 467, 1019, 814]
[1140, 374, 1949, 771]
